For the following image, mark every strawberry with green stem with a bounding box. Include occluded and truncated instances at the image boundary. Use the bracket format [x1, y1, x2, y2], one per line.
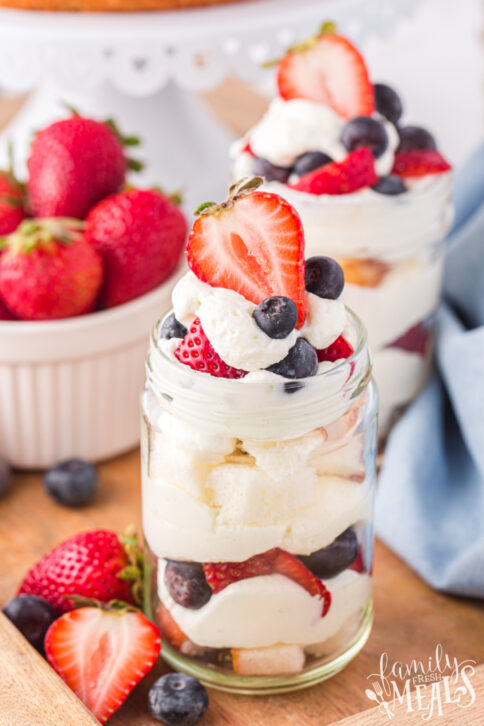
[18, 528, 145, 613]
[0, 218, 103, 320]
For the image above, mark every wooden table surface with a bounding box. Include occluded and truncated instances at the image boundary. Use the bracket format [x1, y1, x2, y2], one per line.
[1, 451, 483, 726]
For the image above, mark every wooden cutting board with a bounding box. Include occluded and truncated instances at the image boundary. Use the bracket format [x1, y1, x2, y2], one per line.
[0, 451, 483, 726]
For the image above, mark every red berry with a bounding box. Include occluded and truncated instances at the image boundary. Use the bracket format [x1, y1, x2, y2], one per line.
[175, 317, 247, 379]
[204, 548, 331, 617]
[187, 183, 306, 327]
[388, 321, 430, 356]
[272, 549, 331, 617]
[203, 551, 273, 594]
[45, 606, 161, 724]
[85, 188, 187, 308]
[0, 295, 16, 320]
[277, 32, 374, 119]
[18, 529, 139, 613]
[0, 219, 103, 321]
[391, 150, 451, 178]
[317, 335, 354, 363]
[290, 148, 378, 195]
[0, 170, 26, 235]
[27, 116, 132, 219]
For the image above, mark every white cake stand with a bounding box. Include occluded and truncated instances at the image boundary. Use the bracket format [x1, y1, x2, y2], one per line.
[0, 0, 420, 210]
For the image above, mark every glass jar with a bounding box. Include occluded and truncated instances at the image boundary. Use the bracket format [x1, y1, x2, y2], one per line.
[141, 308, 378, 694]
[261, 175, 454, 436]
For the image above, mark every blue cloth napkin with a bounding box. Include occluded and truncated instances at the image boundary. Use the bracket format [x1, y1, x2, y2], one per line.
[375, 148, 484, 598]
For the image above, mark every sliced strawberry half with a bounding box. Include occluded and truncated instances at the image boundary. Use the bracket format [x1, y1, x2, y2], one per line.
[272, 549, 331, 617]
[45, 606, 161, 724]
[175, 317, 247, 379]
[290, 148, 378, 196]
[187, 180, 306, 327]
[204, 548, 331, 617]
[203, 551, 273, 594]
[317, 335, 354, 363]
[277, 32, 374, 119]
[391, 150, 451, 178]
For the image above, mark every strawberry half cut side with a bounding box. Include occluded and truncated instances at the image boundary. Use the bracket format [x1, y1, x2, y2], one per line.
[277, 32, 374, 119]
[174, 317, 247, 379]
[45, 605, 161, 724]
[290, 148, 378, 196]
[187, 181, 306, 327]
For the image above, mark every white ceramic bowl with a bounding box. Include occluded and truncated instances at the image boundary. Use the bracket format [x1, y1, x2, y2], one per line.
[0, 265, 183, 469]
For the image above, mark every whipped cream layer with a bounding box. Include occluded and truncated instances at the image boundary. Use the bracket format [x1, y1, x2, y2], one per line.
[158, 563, 371, 649]
[259, 175, 453, 260]
[143, 426, 372, 562]
[243, 98, 399, 176]
[171, 271, 346, 371]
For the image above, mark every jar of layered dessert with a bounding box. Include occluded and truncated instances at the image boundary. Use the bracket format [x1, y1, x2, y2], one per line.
[141, 177, 378, 693]
[231, 26, 454, 435]
[142, 308, 377, 694]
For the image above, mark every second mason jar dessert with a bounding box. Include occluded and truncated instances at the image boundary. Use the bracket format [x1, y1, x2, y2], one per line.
[231, 26, 453, 433]
[141, 179, 378, 693]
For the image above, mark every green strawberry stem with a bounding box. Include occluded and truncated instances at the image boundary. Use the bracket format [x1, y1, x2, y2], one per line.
[118, 527, 145, 606]
[262, 20, 337, 67]
[194, 176, 263, 217]
[69, 595, 140, 613]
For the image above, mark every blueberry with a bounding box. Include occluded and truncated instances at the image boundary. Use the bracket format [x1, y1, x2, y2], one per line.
[374, 83, 403, 124]
[284, 381, 304, 394]
[299, 528, 359, 578]
[148, 673, 209, 726]
[341, 116, 388, 159]
[267, 338, 318, 379]
[305, 256, 344, 300]
[253, 296, 298, 339]
[372, 175, 407, 196]
[292, 151, 333, 177]
[252, 157, 291, 184]
[397, 125, 436, 152]
[0, 458, 10, 497]
[164, 560, 212, 610]
[161, 313, 187, 341]
[3, 595, 58, 652]
[44, 459, 98, 507]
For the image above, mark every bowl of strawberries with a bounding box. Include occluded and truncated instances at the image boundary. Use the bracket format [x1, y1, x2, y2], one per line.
[0, 112, 187, 468]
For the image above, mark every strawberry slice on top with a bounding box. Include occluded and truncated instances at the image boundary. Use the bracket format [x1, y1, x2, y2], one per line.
[187, 177, 306, 327]
[391, 150, 451, 178]
[290, 148, 378, 196]
[276, 26, 374, 119]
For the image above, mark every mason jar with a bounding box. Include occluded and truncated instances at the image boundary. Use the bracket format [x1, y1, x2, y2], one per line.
[258, 174, 453, 436]
[141, 308, 377, 694]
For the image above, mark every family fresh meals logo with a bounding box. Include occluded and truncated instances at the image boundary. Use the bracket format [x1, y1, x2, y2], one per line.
[365, 644, 477, 720]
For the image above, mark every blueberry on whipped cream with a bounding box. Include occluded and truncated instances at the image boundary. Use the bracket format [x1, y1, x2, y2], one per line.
[159, 177, 354, 384]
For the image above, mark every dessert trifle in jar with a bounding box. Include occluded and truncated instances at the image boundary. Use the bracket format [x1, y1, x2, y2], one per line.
[141, 178, 378, 694]
[231, 25, 453, 434]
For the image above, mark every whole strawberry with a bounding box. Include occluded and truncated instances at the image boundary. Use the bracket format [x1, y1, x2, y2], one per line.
[0, 219, 103, 320]
[0, 169, 26, 235]
[85, 188, 187, 308]
[27, 115, 141, 219]
[18, 529, 143, 614]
